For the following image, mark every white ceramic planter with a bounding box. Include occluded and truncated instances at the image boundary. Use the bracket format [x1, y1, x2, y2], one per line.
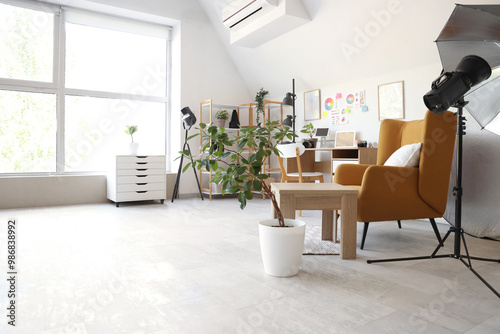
[259, 219, 306, 277]
[128, 143, 139, 155]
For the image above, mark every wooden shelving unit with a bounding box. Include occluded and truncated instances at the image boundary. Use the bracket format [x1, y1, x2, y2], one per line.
[199, 99, 283, 199]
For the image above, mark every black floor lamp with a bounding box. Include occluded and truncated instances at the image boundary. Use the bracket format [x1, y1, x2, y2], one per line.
[282, 78, 296, 143]
[171, 107, 204, 202]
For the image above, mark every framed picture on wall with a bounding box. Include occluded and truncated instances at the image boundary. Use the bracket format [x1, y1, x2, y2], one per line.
[304, 89, 321, 121]
[378, 80, 405, 120]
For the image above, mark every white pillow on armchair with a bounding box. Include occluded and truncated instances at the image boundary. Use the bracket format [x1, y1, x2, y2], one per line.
[384, 143, 422, 167]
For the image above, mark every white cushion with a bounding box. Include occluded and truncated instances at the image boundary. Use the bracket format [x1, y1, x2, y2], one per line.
[384, 143, 422, 167]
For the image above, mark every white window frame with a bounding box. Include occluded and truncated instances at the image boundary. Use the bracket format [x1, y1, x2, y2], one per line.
[0, 0, 172, 176]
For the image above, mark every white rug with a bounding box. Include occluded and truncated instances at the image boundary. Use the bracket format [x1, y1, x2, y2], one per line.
[303, 225, 340, 255]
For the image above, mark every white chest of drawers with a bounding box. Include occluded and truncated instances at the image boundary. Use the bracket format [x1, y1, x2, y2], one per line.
[107, 155, 166, 207]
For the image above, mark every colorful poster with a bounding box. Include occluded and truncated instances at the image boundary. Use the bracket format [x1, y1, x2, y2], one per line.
[359, 90, 366, 106]
[324, 97, 335, 111]
[354, 90, 366, 108]
[332, 111, 349, 125]
[328, 90, 365, 125]
[346, 94, 355, 106]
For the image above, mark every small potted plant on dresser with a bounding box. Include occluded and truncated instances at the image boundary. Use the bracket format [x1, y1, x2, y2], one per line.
[124, 125, 139, 155]
[214, 109, 229, 128]
[182, 121, 306, 277]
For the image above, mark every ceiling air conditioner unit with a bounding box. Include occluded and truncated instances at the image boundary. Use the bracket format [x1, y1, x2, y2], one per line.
[223, 0, 278, 29]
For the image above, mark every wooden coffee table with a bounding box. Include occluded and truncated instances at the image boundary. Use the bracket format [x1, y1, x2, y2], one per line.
[270, 183, 358, 259]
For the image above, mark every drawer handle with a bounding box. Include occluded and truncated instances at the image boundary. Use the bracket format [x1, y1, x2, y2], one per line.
[136, 168, 148, 171]
[137, 156, 148, 159]
[136, 191, 147, 193]
[136, 183, 147, 186]
[136, 162, 147, 165]
[136, 175, 147, 178]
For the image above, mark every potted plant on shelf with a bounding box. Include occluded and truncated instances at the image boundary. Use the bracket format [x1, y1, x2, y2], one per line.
[124, 125, 139, 155]
[300, 123, 317, 148]
[181, 121, 304, 277]
[214, 109, 229, 128]
[255, 87, 269, 128]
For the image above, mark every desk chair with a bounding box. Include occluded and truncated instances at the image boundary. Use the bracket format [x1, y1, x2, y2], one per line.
[277, 143, 324, 216]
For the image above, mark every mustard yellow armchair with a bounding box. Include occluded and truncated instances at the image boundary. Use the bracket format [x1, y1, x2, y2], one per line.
[334, 110, 457, 249]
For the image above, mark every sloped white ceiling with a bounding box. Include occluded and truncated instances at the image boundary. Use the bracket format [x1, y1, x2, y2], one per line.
[196, 0, 500, 99]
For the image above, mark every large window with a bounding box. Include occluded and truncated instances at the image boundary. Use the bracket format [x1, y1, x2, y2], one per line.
[0, 1, 170, 174]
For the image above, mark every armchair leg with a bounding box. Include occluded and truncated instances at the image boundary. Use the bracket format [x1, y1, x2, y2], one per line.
[429, 218, 442, 244]
[361, 222, 369, 250]
[397, 220, 402, 229]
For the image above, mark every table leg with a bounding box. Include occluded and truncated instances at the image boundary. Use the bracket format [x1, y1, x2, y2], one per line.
[333, 210, 339, 243]
[279, 193, 296, 220]
[321, 210, 333, 241]
[340, 194, 357, 259]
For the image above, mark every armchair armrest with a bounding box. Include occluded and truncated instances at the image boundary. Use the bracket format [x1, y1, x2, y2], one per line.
[360, 165, 418, 196]
[356, 165, 439, 222]
[334, 164, 371, 186]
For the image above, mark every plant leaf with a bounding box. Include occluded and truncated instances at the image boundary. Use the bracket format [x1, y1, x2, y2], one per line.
[182, 162, 191, 173]
[244, 190, 253, 200]
[238, 192, 247, 209]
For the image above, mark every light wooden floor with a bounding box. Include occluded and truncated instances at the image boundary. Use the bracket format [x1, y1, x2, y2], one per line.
[0, 197, 499, 334]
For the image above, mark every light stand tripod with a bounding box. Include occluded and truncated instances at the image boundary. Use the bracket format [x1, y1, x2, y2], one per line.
[367, 98, 500, 298]
[171, 122, 204, 202]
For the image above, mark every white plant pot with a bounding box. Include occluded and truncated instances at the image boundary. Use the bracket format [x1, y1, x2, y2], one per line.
[128, 143, 139, 155]
[214, 119, 226, 127]
[259, 219, 306, 277]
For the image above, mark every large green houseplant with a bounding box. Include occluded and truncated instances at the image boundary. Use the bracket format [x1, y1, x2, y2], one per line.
[183, 120, 294, 227]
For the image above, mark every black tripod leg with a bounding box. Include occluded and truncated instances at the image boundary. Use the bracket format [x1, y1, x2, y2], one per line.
[185, 142, 204, 200]
[458, 230, 500, 298]
[171, 153, 184, 202]
[430, 227, 452, 257]
[367, 228, 454, 264]
[469, 256, 500, 263]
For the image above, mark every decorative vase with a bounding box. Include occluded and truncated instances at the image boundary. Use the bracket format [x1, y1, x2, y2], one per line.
[229, 109, 240, 128]
[258, 219, 306, 277]
[128, 143, 139, 155]
[214, 119, 226, 127]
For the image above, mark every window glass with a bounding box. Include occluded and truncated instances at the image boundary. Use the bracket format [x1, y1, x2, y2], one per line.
[65, 23, 167, 96]
[65, 96, 166, 171]
[0, 90, 56, 173]
[0, 3, 54, 82]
